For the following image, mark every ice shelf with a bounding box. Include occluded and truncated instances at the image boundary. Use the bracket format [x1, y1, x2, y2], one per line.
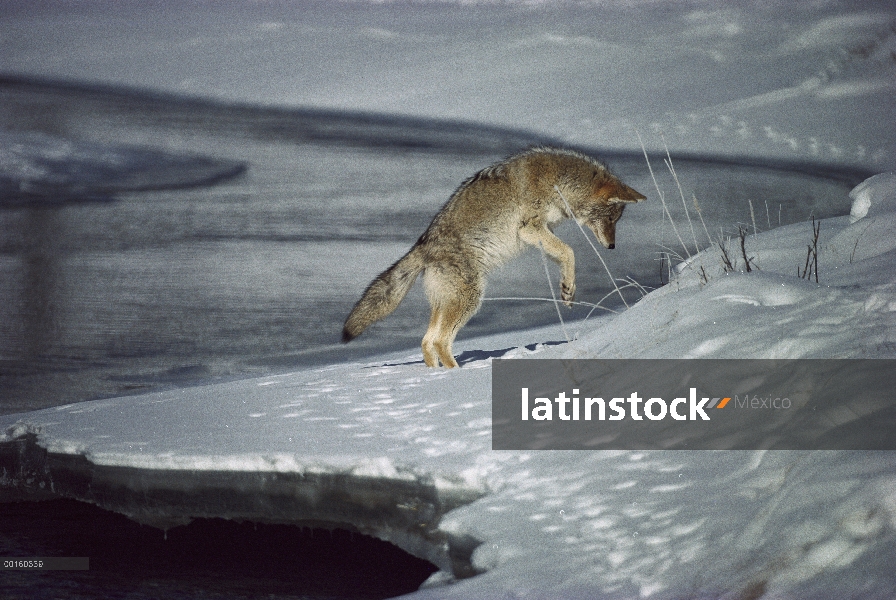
[0, 431, 483, 578]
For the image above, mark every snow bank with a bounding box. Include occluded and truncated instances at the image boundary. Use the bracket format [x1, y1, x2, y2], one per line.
[578, 172, 896, 362]
[1, 174, 895, 598]
[849, 171, 896, 222]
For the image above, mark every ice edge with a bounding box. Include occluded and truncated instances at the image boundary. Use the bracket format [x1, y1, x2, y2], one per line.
[0, 432, 485, 581]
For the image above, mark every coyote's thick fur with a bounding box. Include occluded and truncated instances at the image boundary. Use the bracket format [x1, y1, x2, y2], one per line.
[342, 147, 645, 367]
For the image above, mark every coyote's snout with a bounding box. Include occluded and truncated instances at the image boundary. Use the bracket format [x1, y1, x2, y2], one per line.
[342, 147, 645, 368]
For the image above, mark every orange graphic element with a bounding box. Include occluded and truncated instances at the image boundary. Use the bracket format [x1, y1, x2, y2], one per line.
[716, 397, 731, 409]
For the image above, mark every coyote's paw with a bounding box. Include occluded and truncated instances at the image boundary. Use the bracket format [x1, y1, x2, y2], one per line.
[561, 279, 576, 306]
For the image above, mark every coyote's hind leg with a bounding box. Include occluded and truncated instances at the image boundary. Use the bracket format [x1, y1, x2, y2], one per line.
[421, 309, 444, 368]
[421, 266, 483, 368]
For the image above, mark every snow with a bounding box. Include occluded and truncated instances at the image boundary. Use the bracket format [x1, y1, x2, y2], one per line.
[562, 205, 896, 361]
[2, 1, 895, 597]
[3, 174, 896, 598]
[849, 172, 896, 222]
[1, 1, 894, 170]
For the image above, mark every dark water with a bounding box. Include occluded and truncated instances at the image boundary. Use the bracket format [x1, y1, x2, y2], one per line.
[0, 76, 872, 415]
[0, 499, 436, 599]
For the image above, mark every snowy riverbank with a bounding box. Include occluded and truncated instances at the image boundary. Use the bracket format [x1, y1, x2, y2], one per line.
[2, 173, 895, 598]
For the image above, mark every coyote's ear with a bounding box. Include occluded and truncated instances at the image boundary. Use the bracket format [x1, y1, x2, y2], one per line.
[609, 195, 645, 204]
[609, 186, 646, 204]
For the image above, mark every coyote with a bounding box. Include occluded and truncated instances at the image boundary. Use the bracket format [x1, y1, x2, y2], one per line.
[342, 147, 645, 367]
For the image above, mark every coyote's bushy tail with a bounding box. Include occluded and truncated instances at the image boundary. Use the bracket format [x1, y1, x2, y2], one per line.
[342, 245, 426, 342]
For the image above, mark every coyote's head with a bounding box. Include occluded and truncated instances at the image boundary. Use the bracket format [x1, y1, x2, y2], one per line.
[580, 177, 646, 249]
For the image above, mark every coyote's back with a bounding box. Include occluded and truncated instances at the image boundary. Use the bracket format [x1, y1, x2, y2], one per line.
[342, 147, 645, 367]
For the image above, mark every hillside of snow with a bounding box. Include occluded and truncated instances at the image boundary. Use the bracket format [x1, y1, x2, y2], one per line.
[553, 171, 896, 361]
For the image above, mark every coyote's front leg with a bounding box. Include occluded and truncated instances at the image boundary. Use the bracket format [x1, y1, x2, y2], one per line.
[519, 225, 576, 306]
